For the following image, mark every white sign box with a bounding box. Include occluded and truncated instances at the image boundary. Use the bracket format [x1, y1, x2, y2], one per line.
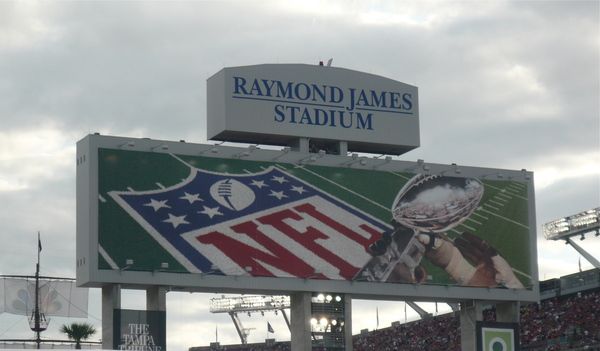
[207, 64, 420, 155]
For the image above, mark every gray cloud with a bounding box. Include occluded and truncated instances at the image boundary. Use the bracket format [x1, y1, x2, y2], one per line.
[0, 0, 598, 348]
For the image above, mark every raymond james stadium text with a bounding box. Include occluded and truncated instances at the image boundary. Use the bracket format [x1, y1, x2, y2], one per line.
[232, 76, 414, 131]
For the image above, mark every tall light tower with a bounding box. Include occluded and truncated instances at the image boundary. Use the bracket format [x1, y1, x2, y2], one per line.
[543, 207, 600, 268]
[210, 295, 291, 344]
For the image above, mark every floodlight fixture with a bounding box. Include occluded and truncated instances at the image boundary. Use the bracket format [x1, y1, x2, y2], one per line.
[544, 207, 600, 240]
[236, 144, 259, 158]
[298, 151, 324, 165]
[119, 141, 136, 148]
[341, 153, 366, 167]
[452, 163, 461, 174]
[151, 144, 169, 151]
[200, 142, 224, 155]
[120, 258, 134, 272]
[209, 295, 290, 314]
[415, 159, 430, 171]
[371, 155, 392, 169]
[152, 262, 170, 274]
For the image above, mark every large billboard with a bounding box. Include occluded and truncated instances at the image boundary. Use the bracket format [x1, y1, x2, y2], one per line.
[207, 64, 419, 155]
[77, 135, 538, 302]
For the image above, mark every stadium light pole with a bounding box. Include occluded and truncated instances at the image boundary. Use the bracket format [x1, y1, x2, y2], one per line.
[543, 208, 600, 269]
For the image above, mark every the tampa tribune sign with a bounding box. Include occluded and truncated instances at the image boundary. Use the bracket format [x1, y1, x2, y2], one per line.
[207, 64, 420, 155]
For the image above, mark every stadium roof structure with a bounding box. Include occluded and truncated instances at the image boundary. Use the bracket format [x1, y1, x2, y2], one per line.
[543, 207, 600, 268]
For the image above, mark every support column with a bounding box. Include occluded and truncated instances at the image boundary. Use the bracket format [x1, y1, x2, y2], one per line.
[290, 292, 312, 351]
[460, 300, 483, 351]
[146, 286, 167, 311]
[291, 138, 310, 154]
[102, 284, 121, 349]
[344, 295, 353, 351]
[338, 141, 348, 156]
[496, 301, 520, 323]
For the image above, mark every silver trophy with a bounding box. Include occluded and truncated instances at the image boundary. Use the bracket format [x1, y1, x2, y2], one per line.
[355, 174, 484, 283]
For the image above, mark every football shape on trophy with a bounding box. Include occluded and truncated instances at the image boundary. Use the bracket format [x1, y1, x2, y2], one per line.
[392, 174, 484, 233]
[354, 174, 484, 284]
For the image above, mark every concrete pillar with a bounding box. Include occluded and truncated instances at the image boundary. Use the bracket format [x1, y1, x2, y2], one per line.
[291, 138, 310, 153]
[344, 295, 353, 351]
[146, 286, 167, 311]
[338, 141, 348, 156]
[101, 284, 121, 349]
[496, 301, 520, 323]
[290, 292, 312, 351]
[460, 300, 483, 351]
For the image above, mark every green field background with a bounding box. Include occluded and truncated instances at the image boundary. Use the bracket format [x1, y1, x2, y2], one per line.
[98, 148, 532, 288]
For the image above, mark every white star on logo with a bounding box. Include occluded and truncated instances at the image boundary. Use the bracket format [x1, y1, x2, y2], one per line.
[271, 176, 288, 184]
[269, 190, 288, 200]
[144, 199, 171, 212]
[250, 179, 268, 189]
[180, 192, 203, 204]
[163, 213, 189, 228]
[199, 206, 223, 219]
[290, 185, 307, 194]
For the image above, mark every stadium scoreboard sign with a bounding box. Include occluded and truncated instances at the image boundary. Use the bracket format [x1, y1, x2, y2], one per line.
[207, 64, 420, 155]
[76, 135, 539, 302]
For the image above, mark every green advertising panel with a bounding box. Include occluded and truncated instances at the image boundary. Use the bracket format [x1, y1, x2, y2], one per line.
[477, 322, 520, 351]
[94, 144, 533, 291]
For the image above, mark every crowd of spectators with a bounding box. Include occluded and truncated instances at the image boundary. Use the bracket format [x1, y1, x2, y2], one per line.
[352, 289, 600, 351]
[192, 289, 600, 351]
[513, 289, 600, 350]
[353, 314, 460, 351]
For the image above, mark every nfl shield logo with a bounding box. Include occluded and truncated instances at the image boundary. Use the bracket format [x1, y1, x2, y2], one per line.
[109, 166, 390, 281]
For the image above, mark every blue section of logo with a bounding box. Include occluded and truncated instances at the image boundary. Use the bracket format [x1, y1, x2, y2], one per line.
[113, 167, 390, 273]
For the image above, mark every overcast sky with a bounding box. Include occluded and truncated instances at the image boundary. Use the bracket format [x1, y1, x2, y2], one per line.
[0, 0, 598, 349]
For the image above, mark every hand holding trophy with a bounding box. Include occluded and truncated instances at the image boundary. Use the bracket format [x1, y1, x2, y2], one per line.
[356, 174, 484, 283]
[356, 173, 523, 289]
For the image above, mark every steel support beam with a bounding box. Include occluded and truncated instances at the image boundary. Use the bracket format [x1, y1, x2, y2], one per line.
[229, 312, 249, 344]
[566, 237, 600, 268]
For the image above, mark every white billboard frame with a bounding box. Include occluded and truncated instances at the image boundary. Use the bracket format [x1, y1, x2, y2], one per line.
[77, 134, 539, 302]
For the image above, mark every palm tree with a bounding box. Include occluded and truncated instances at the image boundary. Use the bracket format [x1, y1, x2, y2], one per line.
[60, 322, 96, 349]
